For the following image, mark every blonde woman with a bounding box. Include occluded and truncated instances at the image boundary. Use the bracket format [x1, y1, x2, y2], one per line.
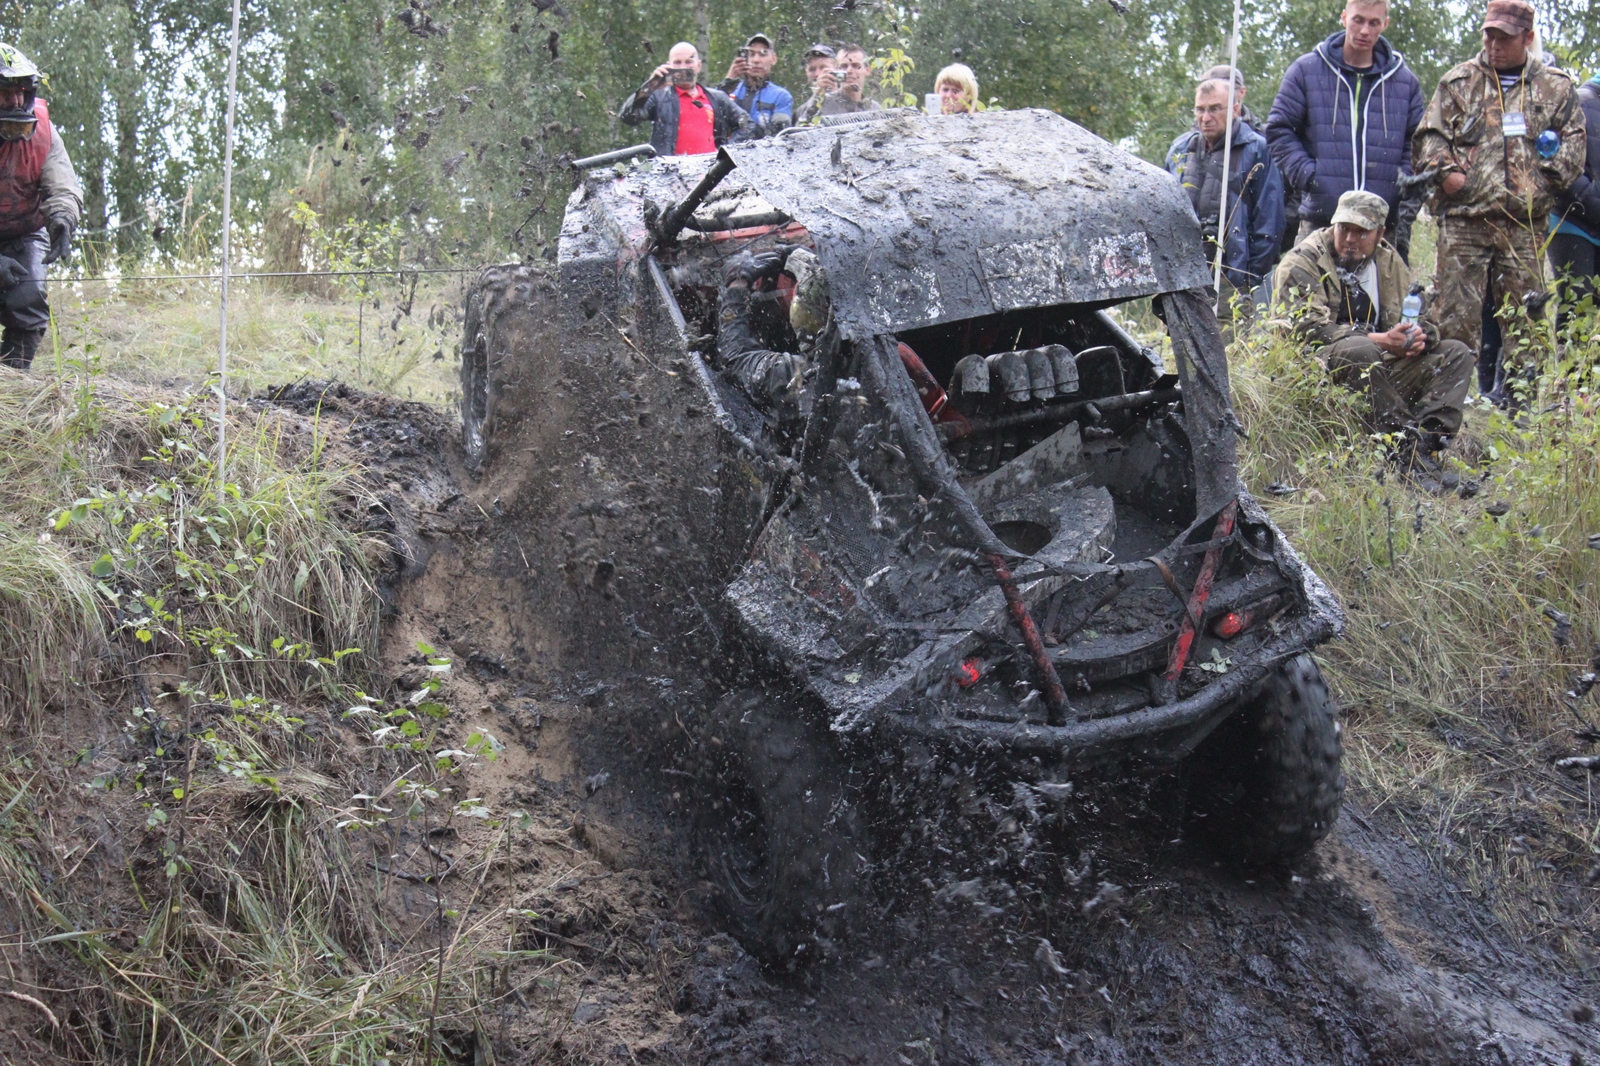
[934, 63, 978, 114]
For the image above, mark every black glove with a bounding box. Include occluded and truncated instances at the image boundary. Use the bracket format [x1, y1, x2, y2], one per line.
[0, 255, 27, 288]
[721, 249, 788, 285]
[42, 216, 73, 266]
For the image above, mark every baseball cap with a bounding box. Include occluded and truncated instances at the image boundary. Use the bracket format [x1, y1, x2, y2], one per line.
[803, 43, 836, 60]
[1201, 64, 1245, 91]
[1330, 190, 1389, 231]
[745, 33, 775, 50]
[1483, 0, 1535, 35]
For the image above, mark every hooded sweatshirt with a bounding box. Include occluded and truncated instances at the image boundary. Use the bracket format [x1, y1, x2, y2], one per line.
[1266, 31, 1425, 227]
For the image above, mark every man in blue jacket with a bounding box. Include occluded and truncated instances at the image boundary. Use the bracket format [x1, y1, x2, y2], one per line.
[1266, 0, 1426, 251]
[1166, 74, 1286, 331]
[719, 34, 793, 137]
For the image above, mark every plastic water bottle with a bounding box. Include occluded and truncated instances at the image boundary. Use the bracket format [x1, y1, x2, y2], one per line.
[1537, 129, 1561, 159]
[1401, 287, 1422, 326]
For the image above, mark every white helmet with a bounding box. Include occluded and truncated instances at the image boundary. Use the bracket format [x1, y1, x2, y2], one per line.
[0, 43, 39, 142]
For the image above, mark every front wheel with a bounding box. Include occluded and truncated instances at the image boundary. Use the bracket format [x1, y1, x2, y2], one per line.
[692, 690, 871, 970]
[460, 265, 555, 475]
[1188, 654, 1345, 865]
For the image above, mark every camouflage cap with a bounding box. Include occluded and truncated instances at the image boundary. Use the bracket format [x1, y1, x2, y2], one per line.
[1330, 190, 1389, 232]
[1483, 0, 1535, 35]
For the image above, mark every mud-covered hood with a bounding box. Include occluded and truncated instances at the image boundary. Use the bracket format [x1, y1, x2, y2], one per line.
[721, 109, 1211, 339]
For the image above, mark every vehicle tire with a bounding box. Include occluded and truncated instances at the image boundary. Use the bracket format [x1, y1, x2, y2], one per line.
[460, 265, 556, 475]
[693, 690, 871, 970]
[1188, 654, 1344, 865]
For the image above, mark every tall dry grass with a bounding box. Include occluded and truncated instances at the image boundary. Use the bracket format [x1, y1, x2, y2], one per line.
[0, 367, 541, 1064]
[0, 371, 376, 723]
[1230, 317, 1600, 955]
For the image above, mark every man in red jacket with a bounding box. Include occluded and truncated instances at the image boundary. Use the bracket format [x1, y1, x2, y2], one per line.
[0, 43, 81, 370]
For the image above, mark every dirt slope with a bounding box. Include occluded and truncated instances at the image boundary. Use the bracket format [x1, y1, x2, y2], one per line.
[298, 381, 1599, 1065]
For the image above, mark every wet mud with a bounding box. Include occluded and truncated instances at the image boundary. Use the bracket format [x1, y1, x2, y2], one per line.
[284, 380, 1599, 1065]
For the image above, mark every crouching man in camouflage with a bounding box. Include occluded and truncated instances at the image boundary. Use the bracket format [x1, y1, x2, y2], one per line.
[1413, 0, 1583, 406]
[1274, 191, 1474, 476]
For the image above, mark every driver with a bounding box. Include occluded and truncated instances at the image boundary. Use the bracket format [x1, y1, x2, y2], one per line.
[714, 246, 826, 412]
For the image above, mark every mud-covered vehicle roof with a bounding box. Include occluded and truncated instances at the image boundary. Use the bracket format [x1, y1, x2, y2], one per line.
[465, 109, 1344, 953]
[717, 109, 1213, 337]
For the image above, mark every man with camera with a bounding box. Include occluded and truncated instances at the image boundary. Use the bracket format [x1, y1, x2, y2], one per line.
[718, 34, 792, 136]
[1272, 190, 1473, 478]
[619, 41, 748, 157]
[795, 44, 880, 125]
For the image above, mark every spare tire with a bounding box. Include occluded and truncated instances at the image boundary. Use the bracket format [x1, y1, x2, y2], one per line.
[1188, 654, 1344, 865]
[460, 264, 556, 475]
[693, 690, 871, 970]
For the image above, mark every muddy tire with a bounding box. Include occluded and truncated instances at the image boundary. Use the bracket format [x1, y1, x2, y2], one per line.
[1188, 654, 1344, 865]
[460, 265, 556, 475]
[694, 690, 870, 970]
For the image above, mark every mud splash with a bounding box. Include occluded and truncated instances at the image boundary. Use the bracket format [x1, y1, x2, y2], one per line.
[285, 381, 1599, 1065]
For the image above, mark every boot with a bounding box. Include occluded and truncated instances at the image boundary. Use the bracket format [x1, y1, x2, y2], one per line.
[0, 328, 44, 370]
[1392, 427, 1445, 495]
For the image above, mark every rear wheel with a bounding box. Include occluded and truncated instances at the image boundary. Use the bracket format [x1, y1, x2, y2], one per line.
[1188, 654, 1344, 865]
[693, 690, 870, 970]
[460, 265, 556, 475]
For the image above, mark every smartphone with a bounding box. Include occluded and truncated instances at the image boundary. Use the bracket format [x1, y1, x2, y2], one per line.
[737, 47, 751, 60]
[670, 67, 694, 85]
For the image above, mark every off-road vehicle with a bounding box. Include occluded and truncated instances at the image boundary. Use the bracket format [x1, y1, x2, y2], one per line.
[460, 109, 1345, 966]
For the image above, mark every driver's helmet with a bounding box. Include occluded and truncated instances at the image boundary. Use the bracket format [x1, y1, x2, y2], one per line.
[785, 248, 831, 344]
[0, 43, 40, 142]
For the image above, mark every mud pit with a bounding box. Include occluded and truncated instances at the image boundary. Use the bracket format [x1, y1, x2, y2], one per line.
[277, 379, 1600, 1065]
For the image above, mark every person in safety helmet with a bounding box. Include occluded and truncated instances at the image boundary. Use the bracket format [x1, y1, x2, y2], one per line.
[0, 43, 81, 370]
[715, 246, 830, 412]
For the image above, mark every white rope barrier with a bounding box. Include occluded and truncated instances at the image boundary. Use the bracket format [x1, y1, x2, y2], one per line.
[1213, 0, 1242, 316]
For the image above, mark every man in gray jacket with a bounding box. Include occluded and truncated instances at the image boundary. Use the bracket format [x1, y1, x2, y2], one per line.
[0, 43, 82, 370]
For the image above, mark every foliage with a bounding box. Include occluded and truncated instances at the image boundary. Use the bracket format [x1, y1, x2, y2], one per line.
[1231, 312, 1600, 956]
[0, 363, 374, 723]
[0, 371, 546, 1064]
[5, 0, 1574, 271]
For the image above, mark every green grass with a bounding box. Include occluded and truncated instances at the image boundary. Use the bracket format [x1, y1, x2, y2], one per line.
[0, 364, 538, 1064]
[1230, 310, 1600, 955]
[46, 276, 464, 407]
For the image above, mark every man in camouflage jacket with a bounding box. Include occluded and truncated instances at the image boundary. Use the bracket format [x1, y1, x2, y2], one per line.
[1274, 191, 1474, 465]
[1412, 0, 1583, 404]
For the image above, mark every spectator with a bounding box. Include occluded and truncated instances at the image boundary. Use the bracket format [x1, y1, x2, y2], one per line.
[1550, 69, 1600, 332]
[796, 43, 881, 124]
[619, 42, 747, 157]
[1207, 64, 1301, 261]
[719, 34, 792, 135]
[1272, 190, 1473, 482]
[803, 44, 836, 93]
[1265, 0, 1426, 253]
[1413, 0, 1583, 408]
[935, 64, 978, 114]
[0, 42, 81, 370]
[1166, 73, 1286, 331]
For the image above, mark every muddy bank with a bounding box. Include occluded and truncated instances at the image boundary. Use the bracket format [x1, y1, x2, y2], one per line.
[305, 380, 1597, 1065]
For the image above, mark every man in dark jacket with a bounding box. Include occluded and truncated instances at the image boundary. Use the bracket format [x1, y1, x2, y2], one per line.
[1266, 0, 1426, 249]
[1550, 71, 1600, 331]
[1166, 74, 1286, 330]
[619, 42, 748, 157]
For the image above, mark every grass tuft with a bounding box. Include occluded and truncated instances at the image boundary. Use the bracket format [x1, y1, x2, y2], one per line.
[1231, 316, 1600, 955]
